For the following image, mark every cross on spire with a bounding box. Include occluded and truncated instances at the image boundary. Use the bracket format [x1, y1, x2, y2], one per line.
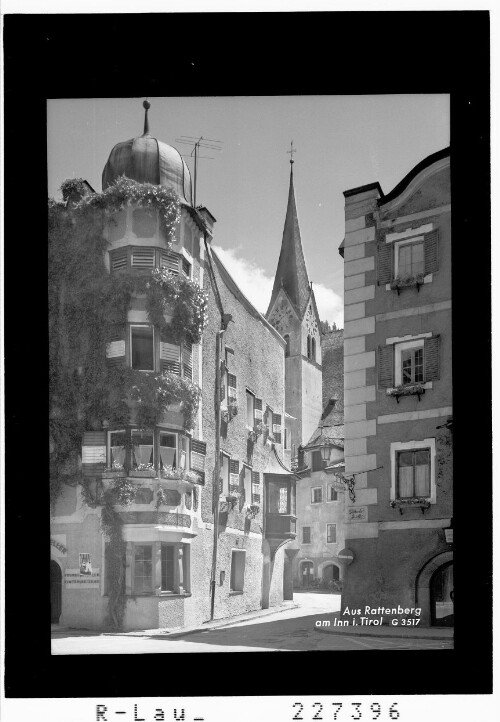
[287, 140, 296, 164]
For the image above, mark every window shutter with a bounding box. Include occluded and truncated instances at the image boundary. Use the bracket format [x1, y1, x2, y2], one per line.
[254, 398, 263, 424]
[378, 344, 394, 388]
[190, 439, 206, 485]
[106, 325, 126, 366]
[183, 341, 193, 381]
[227, 373, 237, 401]
[251, 471, 261, 504]
[131, 247, 155, 268]
[82, 431, 106, 477]
[160, 250, 179, 274]
[110, 248, 128, 273]
[181, 257, 191, 277]
[424, 229, 439, 274]
[220, 383, 226, 402]
[425, 335, 440, 381]
[272, 413, 282, 444]
[229, 459, 240, 493]
[377, 243, 393, 285]
[160, 331, 181, 375]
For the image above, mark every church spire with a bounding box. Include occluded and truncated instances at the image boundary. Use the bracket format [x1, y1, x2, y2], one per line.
[267, 153, 311, 318]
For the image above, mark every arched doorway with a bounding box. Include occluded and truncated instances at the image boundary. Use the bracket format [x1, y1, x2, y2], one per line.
[300, 561, 314, 588]
[323, 564, 340, 585]
[50, 560, 62, 623]
[430, 562, 454, 626]
[415, 550, 453, 626]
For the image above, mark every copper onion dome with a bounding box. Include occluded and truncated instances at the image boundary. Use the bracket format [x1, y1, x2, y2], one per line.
[102, 100, 193, 206]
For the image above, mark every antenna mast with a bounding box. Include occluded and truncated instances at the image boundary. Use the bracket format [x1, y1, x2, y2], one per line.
[175, 135, 223, 207]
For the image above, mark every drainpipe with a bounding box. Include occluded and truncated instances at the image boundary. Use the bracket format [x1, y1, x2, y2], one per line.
[210, 328, 223, 620]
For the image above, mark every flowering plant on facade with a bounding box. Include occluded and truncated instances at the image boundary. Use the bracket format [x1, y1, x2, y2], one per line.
[254, 421, 266, 437]
[227, 400, 238, 418]
[388, 383, 426, 399]
[390, 272, 426, 290]
[159, 465, 181, 479]
[391, 496, 430, 508]
[74, 176, 181, 242]
[111, 478, 137, 506]
[147, 267, 208, 344]
[245, 504, 260, 518]
[125, 369, 201, 430]
[135, 463, 155, 472]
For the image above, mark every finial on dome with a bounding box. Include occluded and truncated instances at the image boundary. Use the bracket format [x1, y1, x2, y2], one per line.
[142, 99, 151, 135]
[287, 140, 296, 165]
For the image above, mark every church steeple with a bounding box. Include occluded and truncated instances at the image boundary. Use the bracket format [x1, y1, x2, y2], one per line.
[267, 160, 310, 318]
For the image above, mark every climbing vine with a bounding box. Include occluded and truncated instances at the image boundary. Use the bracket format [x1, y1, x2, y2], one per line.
[49, 177, 203, 510]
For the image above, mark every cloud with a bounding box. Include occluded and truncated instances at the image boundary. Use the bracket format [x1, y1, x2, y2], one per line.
[212, 245, 344, 328]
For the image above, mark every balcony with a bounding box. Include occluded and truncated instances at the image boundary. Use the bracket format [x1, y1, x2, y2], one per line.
[266, 514, 297, 539]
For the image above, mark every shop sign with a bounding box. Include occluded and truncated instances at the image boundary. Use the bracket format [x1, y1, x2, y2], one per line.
[346, 506, 368, 522]
[65, 569, 100, 588]
[51, 536, 67, 556]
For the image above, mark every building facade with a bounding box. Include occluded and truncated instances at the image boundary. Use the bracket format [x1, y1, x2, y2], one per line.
[50, 103, 295, 631]
[339, 147, 453, 626]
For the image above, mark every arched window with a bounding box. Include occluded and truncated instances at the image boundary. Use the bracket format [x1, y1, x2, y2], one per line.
[284, 334, 290, 357]
[311, 337, 316, 362]
[307, 335, 311, 359]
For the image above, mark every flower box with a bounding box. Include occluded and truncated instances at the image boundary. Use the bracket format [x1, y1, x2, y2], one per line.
[245, 504, 260, 518]
[388, 384, 426, 403]
[391, 497, 431, 514]
[390, 273, 426, 294]
[102, 469, 127, 479]
[129, 468, 157, 478]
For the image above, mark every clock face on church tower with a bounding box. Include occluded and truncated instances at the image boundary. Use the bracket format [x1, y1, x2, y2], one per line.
[305, 303, 318, 337]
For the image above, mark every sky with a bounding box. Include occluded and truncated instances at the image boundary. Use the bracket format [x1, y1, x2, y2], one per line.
[47, 95, 450, 328]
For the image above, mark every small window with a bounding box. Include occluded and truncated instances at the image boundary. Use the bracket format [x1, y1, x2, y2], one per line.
[397, 449, 431, 498]
[133, 544, 153, 594]
[230, 549, 246, 592]
[312, 450, 325, 472]
[108, 430, 127, 469]
[311, 487, 322, 504]
[327, 524, 337, 544]
[307, 335, 311, 359]
[328, 485, 339, 502]
[302, 526, 311, 544]
[246, 391, 255, 428]
[220, 452, 230, 495]
[131, 429, 154, 469]
[284, 334, 290, 357]
[243, 465, 252, 503]
[181, 257, 191, 278]
[131, 326, 154, 370]
[311, 337, 316, 362]
[161, 543, 175, 592]
[397, 239, 424, 277]
[401, 347, 424, 384]
[159, 432, 177, 469]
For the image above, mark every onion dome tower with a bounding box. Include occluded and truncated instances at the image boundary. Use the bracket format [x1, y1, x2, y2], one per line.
[102, 100, 193, 205]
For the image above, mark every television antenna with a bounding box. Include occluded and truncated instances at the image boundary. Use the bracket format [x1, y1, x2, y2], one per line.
[175, 135, 223, 207]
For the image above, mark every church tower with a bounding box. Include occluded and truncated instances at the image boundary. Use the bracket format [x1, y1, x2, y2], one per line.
[266, 154, 323, 460]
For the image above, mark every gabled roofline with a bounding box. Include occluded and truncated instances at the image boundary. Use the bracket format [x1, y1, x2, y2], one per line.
[211, 249, 286, 347]
[379, 146, 450, 206]
[266, 284, 301, 322]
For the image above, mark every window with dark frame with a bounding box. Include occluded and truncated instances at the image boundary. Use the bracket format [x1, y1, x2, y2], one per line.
[311, 486, 322, 504]
[161, 543, 175, 592]
[220, 452, 230, 495]
[246, 391, 255, 428]
[401, 347, 424, 384]
[302, 526, 311, 544]
[230, 550, 246, 592]
[328, 485, 339, 501]
[133, 544, 153, 594]
[327, 524, 337, 544]
[396, 448, 431, 498]
[131, 326, 154, 370]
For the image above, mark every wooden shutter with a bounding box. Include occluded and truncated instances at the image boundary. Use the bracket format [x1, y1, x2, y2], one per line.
[82, 431, 106, 477]
[378, 344, 394, 388]
[160, 250, 179, 274]
[227, 373, 237, 401]
[424, 229, 440, 274]
[106, 325, 126, 366]
[190, 439, 206, 485]
[110, 248, 128, 273]
[251, 471, 261, 504]
[272, 413, 282, 444]
[160, 330, 181, 375]
[254, 398, 263, 424]
[229, 459, 240, 493]
[131, 247, 155, 268]
[183, 341, 193, 381]
[377, 243, 393, 285]
[425, 335, 440, 381]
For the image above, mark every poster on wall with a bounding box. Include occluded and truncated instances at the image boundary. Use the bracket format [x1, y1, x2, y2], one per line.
[79, 553, 92, 576]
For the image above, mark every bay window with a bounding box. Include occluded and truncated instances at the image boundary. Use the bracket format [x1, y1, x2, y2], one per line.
[126, 542, 189, 596]
[131, 429, 154, 468]
[133, 544, 154, 594]
[109, 430, 127, 469]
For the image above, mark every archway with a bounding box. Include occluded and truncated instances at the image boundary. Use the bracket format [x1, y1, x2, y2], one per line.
[415, 550, 453, 626]
[300, 560, 314, 588]
[322, 564, 340, 585]
[50, 560, 62, 623]
[430, 562, 454, 626]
